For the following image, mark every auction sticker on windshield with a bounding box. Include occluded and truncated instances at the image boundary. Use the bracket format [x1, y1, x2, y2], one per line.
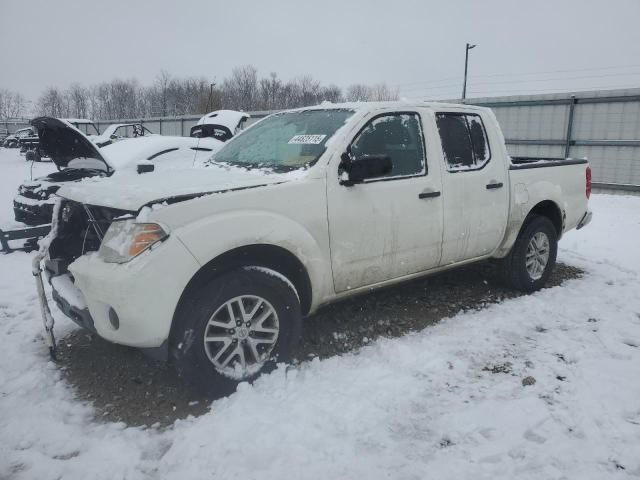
[288, 134, 327, 144]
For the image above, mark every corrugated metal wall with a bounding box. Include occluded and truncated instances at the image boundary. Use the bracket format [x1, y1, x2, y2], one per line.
[468, 88, 640, 186]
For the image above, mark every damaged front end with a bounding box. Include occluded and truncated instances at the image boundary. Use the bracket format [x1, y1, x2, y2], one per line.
[33, 197, 131, 357]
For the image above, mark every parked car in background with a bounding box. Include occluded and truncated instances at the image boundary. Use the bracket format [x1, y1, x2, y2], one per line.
[39, 102, 592, 395]
[93, 123, 154, 148]
[3, 127, 34, 148]
[65, 118, 100, 137]
[13, 117, 223, 225]
[190, 110, 250, 141]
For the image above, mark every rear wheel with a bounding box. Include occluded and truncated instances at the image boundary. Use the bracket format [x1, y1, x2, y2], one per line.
[497, 215, 558, 292]
[171, 267, 301, 397]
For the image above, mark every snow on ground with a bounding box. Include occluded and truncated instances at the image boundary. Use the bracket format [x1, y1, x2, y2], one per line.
[1, 147, 639, 479]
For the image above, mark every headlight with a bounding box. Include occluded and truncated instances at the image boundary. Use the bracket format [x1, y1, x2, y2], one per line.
[98, 220, 168, 263]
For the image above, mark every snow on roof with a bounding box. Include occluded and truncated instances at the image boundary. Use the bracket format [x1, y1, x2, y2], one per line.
[61, 118, 95, 124]
[196, 110, 250, 129]
[285, 100, 490, 113]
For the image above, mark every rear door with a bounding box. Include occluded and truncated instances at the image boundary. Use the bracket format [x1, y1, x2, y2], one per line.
[327, 110, 444, 292]
[435, 111, 509, 264]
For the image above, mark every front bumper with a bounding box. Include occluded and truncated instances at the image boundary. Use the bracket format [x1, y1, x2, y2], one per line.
[47, 272, 96, 333]
[576, 210, 593, 230]
[14, 196, 54, 226]
[63, 235, 200, 349]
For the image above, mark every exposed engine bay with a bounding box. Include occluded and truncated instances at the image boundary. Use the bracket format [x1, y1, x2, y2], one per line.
[45, 200, 131, 276]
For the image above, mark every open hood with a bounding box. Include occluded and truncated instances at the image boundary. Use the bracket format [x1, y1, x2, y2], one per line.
[31, 117, 112, 172]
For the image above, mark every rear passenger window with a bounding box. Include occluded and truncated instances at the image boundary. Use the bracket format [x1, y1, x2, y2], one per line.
[350, 113, 426, 179]
[436, 113, 491, 171]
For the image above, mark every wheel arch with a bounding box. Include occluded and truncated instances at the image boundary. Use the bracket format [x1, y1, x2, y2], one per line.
[525, 200, 563, 238]
[172, 243, 313, 337]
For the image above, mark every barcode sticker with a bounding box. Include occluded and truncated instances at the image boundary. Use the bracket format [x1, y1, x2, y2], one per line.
[288, 134, 326, 145]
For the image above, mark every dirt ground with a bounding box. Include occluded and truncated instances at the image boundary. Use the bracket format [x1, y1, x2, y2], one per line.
[56, 261, 583, 428]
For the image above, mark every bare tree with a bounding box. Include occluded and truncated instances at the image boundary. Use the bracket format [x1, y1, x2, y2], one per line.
[23, 66, 399, 121]
[259, 72, 282, 110]
[37, 87, 68, 117]
[66, 83, 89, 118]
[321, 84, 343, 104]
[0, 89, 27, 119]
[154, 70, 172, 116]
[367, 83, 399, 101]
[221, 65, 258, 111]
[346, 84, 370, 102]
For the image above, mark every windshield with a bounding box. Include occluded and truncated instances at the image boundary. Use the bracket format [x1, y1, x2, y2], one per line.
[211, 109, 354, 171]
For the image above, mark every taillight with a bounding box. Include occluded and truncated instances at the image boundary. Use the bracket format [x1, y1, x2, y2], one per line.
[586, 166, 592, 199]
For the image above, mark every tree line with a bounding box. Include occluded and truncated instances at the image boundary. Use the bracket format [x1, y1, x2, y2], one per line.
[0, 65, 400, 121]
[0, 89, 27, 121]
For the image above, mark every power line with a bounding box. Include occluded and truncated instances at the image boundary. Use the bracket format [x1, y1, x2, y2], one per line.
[417, 84, 640, 100]
[395, 64, 640, 89]
[467, 83, 640, 95]
[398, 71, 640, 94]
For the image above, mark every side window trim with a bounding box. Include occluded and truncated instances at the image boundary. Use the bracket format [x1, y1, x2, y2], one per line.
[345, 111, 428, 184]
[436, 112, 492, 173]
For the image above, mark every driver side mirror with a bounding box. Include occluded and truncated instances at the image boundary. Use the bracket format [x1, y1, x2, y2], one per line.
[110, 134, 118, 140]
[339, 151, 393, 186]
[137, 162, 155, 174]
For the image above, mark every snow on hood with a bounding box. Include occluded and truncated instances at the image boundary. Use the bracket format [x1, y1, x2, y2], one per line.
[57, 163, 305, 212]
[101, 135, 223, 171]
[30, 117, 111, 171]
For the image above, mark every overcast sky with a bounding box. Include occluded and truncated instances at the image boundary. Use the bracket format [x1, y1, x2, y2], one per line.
[2, 0, 640, 103]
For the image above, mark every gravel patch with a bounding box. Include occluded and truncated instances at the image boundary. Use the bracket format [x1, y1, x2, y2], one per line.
[56, 261, 582, 428]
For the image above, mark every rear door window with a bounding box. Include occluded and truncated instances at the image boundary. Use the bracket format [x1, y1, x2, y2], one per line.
[436, 113, 491, 171]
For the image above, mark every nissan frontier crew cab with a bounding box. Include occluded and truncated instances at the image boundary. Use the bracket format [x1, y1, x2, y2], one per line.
[35, 102, 592, 395]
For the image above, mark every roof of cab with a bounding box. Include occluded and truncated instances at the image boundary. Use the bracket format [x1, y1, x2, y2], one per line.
[281, 101, 491, 114]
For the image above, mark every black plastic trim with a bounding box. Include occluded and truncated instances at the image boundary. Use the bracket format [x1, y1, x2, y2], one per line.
[509, 158, 588, 170]
[418, 191, 441, 199]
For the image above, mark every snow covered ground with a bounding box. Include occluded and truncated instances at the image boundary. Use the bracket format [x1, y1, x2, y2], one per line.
[1, 148, 639, 479]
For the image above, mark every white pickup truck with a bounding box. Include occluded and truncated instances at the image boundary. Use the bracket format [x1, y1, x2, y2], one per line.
[36, 102, 592, 394]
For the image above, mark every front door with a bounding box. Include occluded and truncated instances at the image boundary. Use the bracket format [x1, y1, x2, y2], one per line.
[327, 111, 444, 292]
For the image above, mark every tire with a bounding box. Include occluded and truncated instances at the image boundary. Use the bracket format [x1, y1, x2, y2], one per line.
[497, 215, 558, 292]
[170, 267, 302, 397]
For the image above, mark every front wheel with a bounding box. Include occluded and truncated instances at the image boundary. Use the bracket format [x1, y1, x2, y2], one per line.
[497, 215, 558, 292]
[171, 267, 302, 396]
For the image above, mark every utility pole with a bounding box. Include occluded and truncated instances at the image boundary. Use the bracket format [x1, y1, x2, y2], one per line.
[207, 82, 216, 113]
[462, 43, 477, 101]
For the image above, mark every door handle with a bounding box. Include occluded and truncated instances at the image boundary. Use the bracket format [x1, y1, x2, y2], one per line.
[418, 191, 441, 199]
[486, 182, 503, 190]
